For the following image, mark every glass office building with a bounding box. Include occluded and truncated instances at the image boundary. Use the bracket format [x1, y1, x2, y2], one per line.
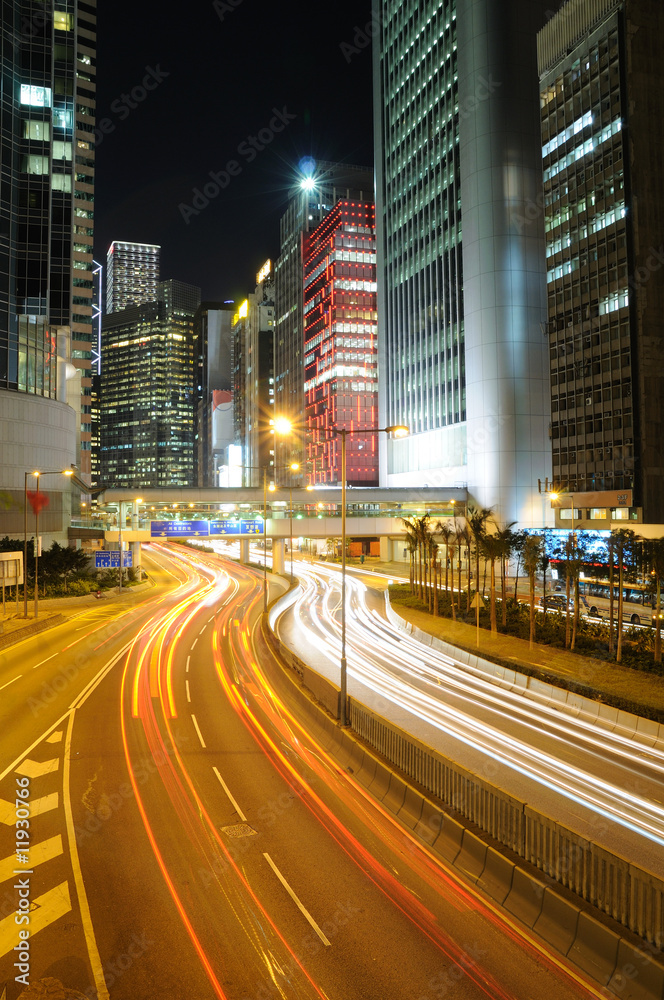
[100, 280, 201, 488]
[373, 0, 553, 526]
[106, 240, 160, 314]
[538, 0, 664, 525]
[0, 0, 97, 535]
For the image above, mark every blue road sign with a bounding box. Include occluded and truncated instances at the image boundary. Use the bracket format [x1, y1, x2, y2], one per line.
[209, 520, 241, 535]
[95, 551, 132, 569]
[150, 520, 210, 538]
[240, 519, 263, 535]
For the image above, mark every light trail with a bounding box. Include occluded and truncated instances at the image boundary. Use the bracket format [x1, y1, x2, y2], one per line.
[286, 564, 664, 853]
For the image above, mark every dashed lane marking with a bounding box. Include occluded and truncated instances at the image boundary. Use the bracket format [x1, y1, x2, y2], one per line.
[191, 714, 206, 748]
[263, 853, 331, 946]
[0, 676, 21, 691]
[0, 835, 63, 884]
[15, 759, 59, 779]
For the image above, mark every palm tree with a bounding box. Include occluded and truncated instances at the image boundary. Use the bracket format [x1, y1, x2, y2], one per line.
[400, 517, 422, 595]
[436, 521, 454, 595]
[611, 528, 636, 663]
[449, 538, 457, 620]
[522, 534, 542, 649]
[607, 535, 615, 656]
[494, 522, 516, 626]
[456, 523, 472, 613]
[481, 534, 503, 633]
[467, 504, 493, 605]
[511, 528, 529, 603]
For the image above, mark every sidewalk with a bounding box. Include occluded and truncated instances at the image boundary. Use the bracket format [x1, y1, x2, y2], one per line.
[0, 581, 153, 649]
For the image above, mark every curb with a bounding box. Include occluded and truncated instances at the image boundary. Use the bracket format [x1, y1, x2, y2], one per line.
[0, 614, 68, 651]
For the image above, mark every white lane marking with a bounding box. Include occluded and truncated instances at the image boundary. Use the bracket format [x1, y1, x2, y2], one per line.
[191, 637, 198, 649]
[263, 853, 331, 946]
[15, 758, 59, 778]
[32, 652, 58, 669]
[186, 680, 191, 703]
[0, 676, 21, 691]
[186, 655, 191, 673]
[0, 881, 72, 960]
[0, 834, 63, 884]
[212, 766, 247, 822]
[198, 625, 206, 635]
[191, 714, 206, 748]
[0, 792, 59, 826]
[46, 731, 63, 743]
[63, 712, 109, 998]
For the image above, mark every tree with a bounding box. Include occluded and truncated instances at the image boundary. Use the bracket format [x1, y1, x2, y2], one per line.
[522, 534, 543, 649]
[436, 521, 454, 595]
[467, 505, 493, 605]
[448, 537, 457, 620]
[494, 522, 516, 626]
[611, 528, 637, 663]
[511, 529, 529, 603]
[481, 534, 503, 633]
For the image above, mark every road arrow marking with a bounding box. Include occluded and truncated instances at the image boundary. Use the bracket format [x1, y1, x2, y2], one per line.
[15, 759, 59, 779]
[0, 792, 58, 826]
[0, 835, 63, 884]
[0, 881, 71, 959]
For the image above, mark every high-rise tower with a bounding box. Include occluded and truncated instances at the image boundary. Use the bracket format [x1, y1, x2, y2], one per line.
[538, 0, 664, 526]
[106, 241, 160, 314]
[373, 0, 553, 526]
[0, 0, 97, 537]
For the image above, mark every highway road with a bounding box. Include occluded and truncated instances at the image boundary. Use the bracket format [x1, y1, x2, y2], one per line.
[275, 562, 664, 878]
[0, 544, 604, 999]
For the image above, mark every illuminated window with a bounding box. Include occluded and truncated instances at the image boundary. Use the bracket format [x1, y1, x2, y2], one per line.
[590, 508, 607, 520]
[612, 508, 629, 520]
[23, 120, 50, 140]
[21, 154, 48, 174]
[20, 84, 52, 108]
[52, 140, 72, 160]
[54, 11, 73, 30]
[53, 107, 73, 129]
[52, 173, 72, 192]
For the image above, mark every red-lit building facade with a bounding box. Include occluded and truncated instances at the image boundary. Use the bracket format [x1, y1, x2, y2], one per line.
[303, 201, 378, 486]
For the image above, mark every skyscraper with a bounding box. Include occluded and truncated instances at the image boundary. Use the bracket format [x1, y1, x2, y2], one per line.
[373, 0, 553, 526]
[100, 280, 201, 488]
[105, 240, 160, 314]
[303, 199, 379, 487]
[0, 0, 97, 536]
[194, 300, 235, 486]
[274, 161, 373, 475]
[233, 267, 275, 485]
[538, 0, 664, 526]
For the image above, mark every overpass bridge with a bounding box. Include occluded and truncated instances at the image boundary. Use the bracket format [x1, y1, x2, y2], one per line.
[92, 486, 468, 573]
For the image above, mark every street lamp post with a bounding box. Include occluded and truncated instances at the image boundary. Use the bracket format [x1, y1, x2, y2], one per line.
[334, 425, 408, 726]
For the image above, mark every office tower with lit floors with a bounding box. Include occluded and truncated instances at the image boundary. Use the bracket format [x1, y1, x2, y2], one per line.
[538, 0, 664, 526]
[100, 280, 201, 488]
[373, 0, 554, 526]
[303, 199, 378, 486]
[106, 240, 160, 314]
[274, 161, 373, 476]
[0, 0, 97, 538]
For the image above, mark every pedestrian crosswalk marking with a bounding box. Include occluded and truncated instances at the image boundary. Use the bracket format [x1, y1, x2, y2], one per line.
[0, 881, 71, 959]
[0, 792, 58, 826]
[0, 835, 63, 884]
[15, 759, 59, 779]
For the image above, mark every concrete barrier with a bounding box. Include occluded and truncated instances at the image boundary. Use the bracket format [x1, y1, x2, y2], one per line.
[383, 773, 408, 816]
[435, 815, 464, 864]
[609, 940, 664, 1000]
[397, 785, 425, 829]
[533, 886, 581, 955]
[414, 802, 444, 846]
[455, 829, 488, 881]
[568, 910, 620, 985]
[504, 868, 546, 927]
[477, 847, 515, 905]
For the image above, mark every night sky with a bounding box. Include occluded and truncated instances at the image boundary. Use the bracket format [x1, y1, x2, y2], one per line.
[94, 1, 375, 304]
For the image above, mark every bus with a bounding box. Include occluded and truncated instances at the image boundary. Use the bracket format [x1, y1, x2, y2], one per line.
[576, 577, 658, 627]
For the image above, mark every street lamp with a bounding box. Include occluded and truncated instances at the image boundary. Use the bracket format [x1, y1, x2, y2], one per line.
[334, 424, 409, 725]
[23, 469, 73, 618]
